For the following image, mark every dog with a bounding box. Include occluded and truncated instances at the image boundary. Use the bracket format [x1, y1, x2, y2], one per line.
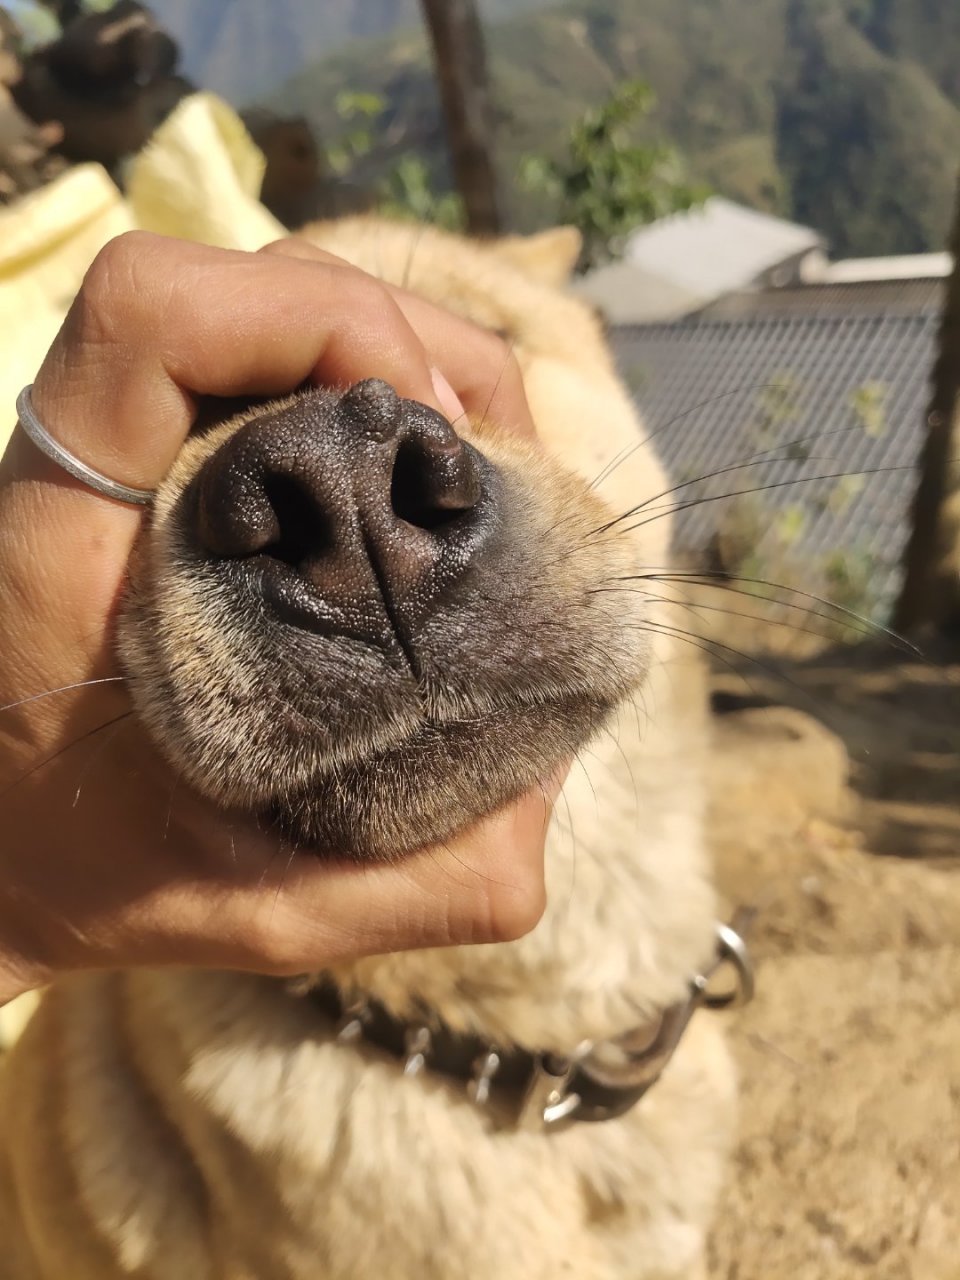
[0, 218, 737, 1279]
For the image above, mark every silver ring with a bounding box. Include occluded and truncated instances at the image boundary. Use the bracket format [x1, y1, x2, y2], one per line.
[16, 385, 155, 507]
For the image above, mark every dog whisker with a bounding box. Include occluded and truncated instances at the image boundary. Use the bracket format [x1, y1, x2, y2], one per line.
[477, 335, 520, 436]
[0, 675, 126, 717]
[627, 568, 925, 659]
[597, 582, 877, 648]
[401, 224, 426, 292]
[592, 462, 917, 540]
[71, 716, 131, 810]
[0, 710, 135, 803]
[586, 382, 817, 494]
[162, 773, 181, 843]
[271, 841, 303, 918]
[588, 412, 886, 505]
[636, 618, 775, 692]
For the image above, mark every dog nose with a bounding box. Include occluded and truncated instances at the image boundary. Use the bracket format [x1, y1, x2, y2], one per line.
[193, 380, 495, 637]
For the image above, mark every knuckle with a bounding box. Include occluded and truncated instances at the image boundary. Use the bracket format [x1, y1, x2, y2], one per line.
[84, 230, 157, 296]
[76, 231, 160, 347]
[353, 276, 424, 354]
[482, 875, 547, 944]
[258, 235, 314, 258]
[474, 326, 516, 375]
[239, 911, 303, 975]
[470, 329, 528, 405]
[257, 236, 294, 254]
[497, 349, 527, 402]
[326, 257, 394, 309]
[351, 268, 399, 315]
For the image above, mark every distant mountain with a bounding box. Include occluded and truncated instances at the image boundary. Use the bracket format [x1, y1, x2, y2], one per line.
[149, 0, 554, 103]
[778, 1, 959, 257]
[264, 0, 959, 258]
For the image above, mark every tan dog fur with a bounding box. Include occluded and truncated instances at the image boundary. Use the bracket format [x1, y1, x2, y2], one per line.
[0, 219, 735, 1279]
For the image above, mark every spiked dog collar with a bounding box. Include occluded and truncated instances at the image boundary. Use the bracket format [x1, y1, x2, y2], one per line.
[299, 916, 753, 1132]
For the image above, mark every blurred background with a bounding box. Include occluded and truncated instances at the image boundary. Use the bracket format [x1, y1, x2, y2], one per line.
[5, 0, 960, 631]
[1, 3, 958, 1276]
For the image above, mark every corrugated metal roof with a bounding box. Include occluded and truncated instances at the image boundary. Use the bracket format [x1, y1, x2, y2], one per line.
[695, 278, 945, 320]
[623, 197, 825, 297]
[821, 253, 951, 283]
[609, 300, 939, 623]
[573, 260, 709, 324]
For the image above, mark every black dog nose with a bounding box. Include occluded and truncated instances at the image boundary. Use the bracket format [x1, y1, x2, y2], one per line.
[193, 380, 496, 639]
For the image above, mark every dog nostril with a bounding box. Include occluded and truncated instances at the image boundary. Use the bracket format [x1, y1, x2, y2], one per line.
[193, 387, 493, 630]
[390, 433, 482, 531]
[195, 454, 335, 567]
[259, 473, 334, 568]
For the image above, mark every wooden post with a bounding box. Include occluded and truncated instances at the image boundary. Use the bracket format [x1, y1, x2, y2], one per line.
[420, 0, 501, 236]
[894, 172, 960, 636]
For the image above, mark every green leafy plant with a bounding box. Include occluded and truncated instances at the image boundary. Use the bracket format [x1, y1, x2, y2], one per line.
[378, 154, 464, 231]
[749, 373, 804, 450]
[325, 91, 384, 177]
[822, 548, 880, 626]
[812, 473, 866, 516]
[848, 380, 888, 438]
[773, 503, 807, 546]
[520, 79, 707, 272]
[326, 92, 464, 229]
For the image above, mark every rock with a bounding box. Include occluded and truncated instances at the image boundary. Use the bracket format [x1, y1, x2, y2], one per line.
[710, 704, 851, 833]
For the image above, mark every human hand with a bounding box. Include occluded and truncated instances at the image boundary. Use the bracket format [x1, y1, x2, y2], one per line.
[0, 232, 561, 1005]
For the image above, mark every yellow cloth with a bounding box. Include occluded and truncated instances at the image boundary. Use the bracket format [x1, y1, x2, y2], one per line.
[0, 164, 132, 441]
[126, 92, 284, 249]
[0, 92, 285, 451]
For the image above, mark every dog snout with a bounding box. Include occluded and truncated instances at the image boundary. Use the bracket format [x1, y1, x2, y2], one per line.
[192, 380, 497, 638]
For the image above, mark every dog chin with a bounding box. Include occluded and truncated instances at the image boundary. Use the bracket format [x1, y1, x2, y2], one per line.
[258, 691, 610, 861]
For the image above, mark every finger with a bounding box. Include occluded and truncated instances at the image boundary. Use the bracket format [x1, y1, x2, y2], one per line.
[0, 233, 459, 680]
[260, 236, 537, 440]
[257, 237, 348, 267]
[18, 231, 450, 497]
[0, 724, 565, 981]
[216, 778, 560, 971]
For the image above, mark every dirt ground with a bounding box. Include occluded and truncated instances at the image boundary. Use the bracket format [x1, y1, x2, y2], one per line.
[700, 606, 960, 1280]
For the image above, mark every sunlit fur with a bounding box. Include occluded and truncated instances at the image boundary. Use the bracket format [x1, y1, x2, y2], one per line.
[0, 219, 734, 1280]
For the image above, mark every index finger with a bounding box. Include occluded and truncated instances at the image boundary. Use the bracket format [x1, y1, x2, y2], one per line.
[26, 231, 453, 495]
[259, 237, 538, 442]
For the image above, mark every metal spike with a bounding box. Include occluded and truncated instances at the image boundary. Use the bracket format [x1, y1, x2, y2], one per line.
[468, 1050, 501, 1107]
[403, 1026, 432, 1077]
[335, 999, 371, 1043]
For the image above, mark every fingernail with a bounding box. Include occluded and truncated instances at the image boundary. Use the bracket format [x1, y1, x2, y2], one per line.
[430, 367, 467, 424]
